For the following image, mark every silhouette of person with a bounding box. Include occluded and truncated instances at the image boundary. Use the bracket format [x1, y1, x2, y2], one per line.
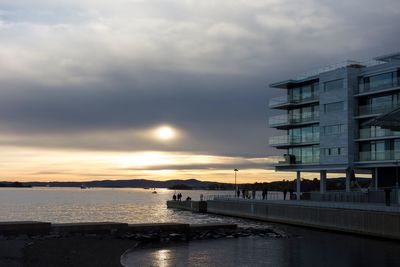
[173, 194, 176, 201]
[283, 189, 288, 200]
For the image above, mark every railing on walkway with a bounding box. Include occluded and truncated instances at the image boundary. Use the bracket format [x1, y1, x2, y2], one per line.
[207, 194, 400, 213]
[207, 191, 288, 201]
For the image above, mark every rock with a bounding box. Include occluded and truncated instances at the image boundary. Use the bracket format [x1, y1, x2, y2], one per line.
[169, 233, 182, 241]
[16, 234, 29, 240]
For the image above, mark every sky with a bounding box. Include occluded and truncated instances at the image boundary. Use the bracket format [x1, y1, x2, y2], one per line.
[0, 0, 399, 183]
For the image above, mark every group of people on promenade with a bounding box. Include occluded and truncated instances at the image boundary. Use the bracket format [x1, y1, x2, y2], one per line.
[172, 193, 192, 201]
[236, 187, 296, 200]
[237, 188, 259, 199]
[172, 193, 182, 201]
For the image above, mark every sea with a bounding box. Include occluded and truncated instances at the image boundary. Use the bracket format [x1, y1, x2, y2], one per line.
[1, 187, 400, 267]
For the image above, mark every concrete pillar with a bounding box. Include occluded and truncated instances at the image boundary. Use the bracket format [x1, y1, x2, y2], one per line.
[296, 171, 301, 200]
[345, 169, 351, 192]
[320, 170, 326, 193]
[374, 168, 378, 190]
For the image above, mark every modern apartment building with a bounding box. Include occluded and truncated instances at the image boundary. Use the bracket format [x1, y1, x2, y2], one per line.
[268, 52, 400, 193]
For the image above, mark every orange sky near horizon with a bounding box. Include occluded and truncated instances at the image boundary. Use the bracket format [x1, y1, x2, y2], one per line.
[0, 146, 351, 183]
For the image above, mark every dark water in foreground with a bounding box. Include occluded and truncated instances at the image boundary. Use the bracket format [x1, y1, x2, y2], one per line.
[121, 225, 400, 267]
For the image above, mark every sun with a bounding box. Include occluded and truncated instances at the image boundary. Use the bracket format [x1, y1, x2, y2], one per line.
[155, 126, 176, 141]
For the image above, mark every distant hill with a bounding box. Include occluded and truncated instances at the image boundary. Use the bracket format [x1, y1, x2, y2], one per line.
[26, 179, 232, 189]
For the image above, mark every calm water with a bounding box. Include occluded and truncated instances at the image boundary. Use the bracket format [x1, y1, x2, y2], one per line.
[0, 187, 261, 225]
[2, 187, 400, 267]
[121, 231, 400, 267]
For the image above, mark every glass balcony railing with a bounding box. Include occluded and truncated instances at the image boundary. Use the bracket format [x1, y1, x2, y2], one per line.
[269, 113, 320, 127]
[278, 155, 320, 164]
[358, 77, 400, 94]
[359, 128, 400, 139]
[359, 150, 400, 161]
[269, 94, 319, 107]
[358, 103, 400, 116]
[269, 134, 319, 146]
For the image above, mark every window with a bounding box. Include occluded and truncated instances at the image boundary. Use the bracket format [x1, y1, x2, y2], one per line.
[324, 101, 344, 113]
[359, 71, 399, 92]
[289, 83, 319, 102]
[288, 145, 320, 163]
[323, 124, 344, 136]
[324, 147, 346, 156]
[324, 79, 344, 92]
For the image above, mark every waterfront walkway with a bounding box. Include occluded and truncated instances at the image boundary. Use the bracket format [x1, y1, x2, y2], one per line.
[208, 195, 400, 213]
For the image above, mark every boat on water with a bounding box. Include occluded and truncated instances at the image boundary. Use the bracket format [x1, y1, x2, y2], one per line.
[80, 184, 88, 189]
[152, 188, 157, 194]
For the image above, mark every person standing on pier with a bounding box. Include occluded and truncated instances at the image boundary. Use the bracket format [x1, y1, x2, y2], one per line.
[237, 189, 240, 198]
[283, 189, 288, 200]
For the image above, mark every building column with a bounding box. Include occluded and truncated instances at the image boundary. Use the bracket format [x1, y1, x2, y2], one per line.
[320, 170, 326, 193]
[345, 169, 351, 192]
[296, 171, 301, 200]
[374, 168, 378, 190]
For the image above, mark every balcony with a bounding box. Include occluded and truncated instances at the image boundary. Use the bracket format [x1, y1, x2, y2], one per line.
[358, 103, 400, 117]
[269, 113, 319, 128]
[358, 77, 400, 94]
[359, 128, 400, 139]
[269, 94, 319, 108]
[278, 154, 320, 165]
[359, 150, 400, 161]
[269, 134, 319, 147]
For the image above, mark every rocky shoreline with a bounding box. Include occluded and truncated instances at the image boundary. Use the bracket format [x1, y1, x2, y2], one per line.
[0, 224, 288, 266]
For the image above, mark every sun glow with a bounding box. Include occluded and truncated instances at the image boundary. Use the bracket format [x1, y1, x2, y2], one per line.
[155, 126, 176, 141]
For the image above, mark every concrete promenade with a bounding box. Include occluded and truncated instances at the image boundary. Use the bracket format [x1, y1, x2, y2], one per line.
[206, 199, 400, 240]
[167, 200, 207, 212]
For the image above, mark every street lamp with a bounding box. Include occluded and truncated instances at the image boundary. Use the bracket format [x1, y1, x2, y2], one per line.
[234, 169, 239, 197]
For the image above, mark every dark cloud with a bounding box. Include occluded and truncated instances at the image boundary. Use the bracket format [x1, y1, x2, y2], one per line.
[0, 0, 399, 161]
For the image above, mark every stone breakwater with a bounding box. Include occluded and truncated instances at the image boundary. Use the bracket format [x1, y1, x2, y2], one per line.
[0, 222, 287, 243]
[0, 221, 288, 266]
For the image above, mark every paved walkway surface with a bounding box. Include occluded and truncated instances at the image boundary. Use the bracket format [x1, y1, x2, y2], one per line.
[209, 196, 400, 213]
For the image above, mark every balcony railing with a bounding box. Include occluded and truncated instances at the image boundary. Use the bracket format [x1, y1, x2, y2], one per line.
[358, 77, 400, 94]
[269, 113, 320, 127]
[269, 94, 319, 107]
[359, 128, 400, 139]
[278, 155, 320, 165]
[269, 134, 319, 146]
[359, 150, 400, 161]
[358, 103, 400, 116]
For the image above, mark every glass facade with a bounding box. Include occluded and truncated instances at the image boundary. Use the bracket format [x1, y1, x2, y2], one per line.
[288, 125, 319, 144]
[289, 82, 319, 103]
[358, 71, 399, 93]
[359, 139, 400, 161]
[358, 92, 400, 115]
[359, 124, 400, 139]
[288, 104, 319, 123]
[288, 145, 320, 164]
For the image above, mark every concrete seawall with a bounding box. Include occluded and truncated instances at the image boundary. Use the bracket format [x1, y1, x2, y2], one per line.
[0, 221, 235, 236]
[207, 200, 400, 240]
[167, 200, 207, 212]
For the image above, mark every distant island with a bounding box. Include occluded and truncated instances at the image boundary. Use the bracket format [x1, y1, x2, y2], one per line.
[0, 177, 372, 191]
[0, 182, 32, 188]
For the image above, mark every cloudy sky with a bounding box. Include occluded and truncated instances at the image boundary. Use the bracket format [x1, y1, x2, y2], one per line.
[0, 0, 399, 182]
